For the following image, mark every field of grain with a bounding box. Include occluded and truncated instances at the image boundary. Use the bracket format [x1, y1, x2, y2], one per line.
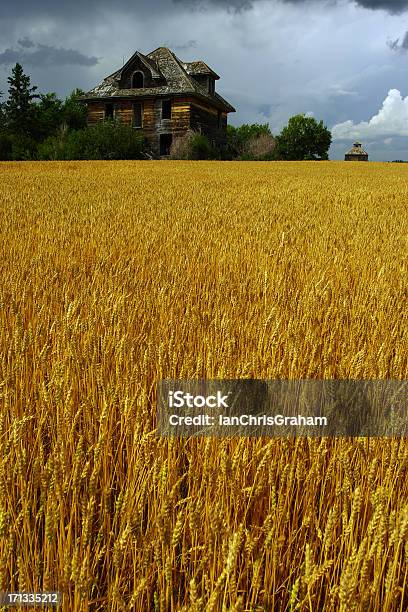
[0, 160, 407, 611]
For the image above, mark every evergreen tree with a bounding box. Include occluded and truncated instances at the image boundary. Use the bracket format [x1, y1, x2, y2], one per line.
[0, 91, 5, 130]
[4, 63, 39, 136]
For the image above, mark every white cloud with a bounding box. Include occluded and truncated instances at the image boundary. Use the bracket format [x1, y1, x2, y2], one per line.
[332, 89, 408, 139]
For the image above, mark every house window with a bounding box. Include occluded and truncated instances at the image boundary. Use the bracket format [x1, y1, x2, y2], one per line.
[217, 110, 222, 128]
[208, 78, 215, 94]
[162, 99, 172, 119]
[133, 102, 142, 128]
[105, 103, 114, 119]
[160, 133, 172, 156]
[132, 71, 144, 88]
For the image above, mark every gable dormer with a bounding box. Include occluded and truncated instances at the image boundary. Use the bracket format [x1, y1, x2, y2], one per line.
[117, 51, 165, 89]
[183, 60, 219, 95]
[189, 74, 212, 93]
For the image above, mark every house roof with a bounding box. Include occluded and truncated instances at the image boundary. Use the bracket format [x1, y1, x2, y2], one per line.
[345, 142, 368, 156]
[183, 60, 220, 79]
[82, 46, 235, 113]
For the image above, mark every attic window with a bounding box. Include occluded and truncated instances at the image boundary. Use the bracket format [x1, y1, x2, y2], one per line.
[209, 78, 215, 95]
[162, 99, 172, 119]
[105, 103, 114, 119]
[132, 71, 144, 88]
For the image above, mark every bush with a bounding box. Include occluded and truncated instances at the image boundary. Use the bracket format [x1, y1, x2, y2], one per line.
[0, 132, 39, 161]
[169, 130, 192, 160]
[38, 120, 146, 160]
[243, 133, 276, 160]
[170, 130, 219, 160]
[0, 133, 13, 160]
[9, 134, 38, 160]
[226, 123, 273, 159]
[66, 120, 145, 160]
[37, 127, 68, 161]
[190, 133, 219, 160]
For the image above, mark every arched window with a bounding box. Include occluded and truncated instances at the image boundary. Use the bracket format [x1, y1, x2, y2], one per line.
[131, 71, 144, 88]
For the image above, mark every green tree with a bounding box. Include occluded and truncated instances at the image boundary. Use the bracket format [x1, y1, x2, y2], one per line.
[275, 114, 332, 160]
[0, 91, 13, 160]
[33, 92, 63, 141]
[226, 123, 272, 159]
[62, 89, 87, 131]
[4, 63, 39, 136]
[0, 90, 5, 130]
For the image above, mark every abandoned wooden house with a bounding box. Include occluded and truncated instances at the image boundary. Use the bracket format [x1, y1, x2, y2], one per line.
[82, 47, 236, 157]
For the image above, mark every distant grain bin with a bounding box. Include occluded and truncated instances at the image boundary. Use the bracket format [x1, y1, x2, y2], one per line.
[345, 142, 368, 161]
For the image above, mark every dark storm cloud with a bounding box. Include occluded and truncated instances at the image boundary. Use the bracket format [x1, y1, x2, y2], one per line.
[2, 0, 408, 19]
[17, 37, 35, 48]
[0, 43, 99, 67]
[0, 0, 173, 19]
[351, 0, 408, 12]
[387, 31, 408, 52]
[174, 0, 408, 14]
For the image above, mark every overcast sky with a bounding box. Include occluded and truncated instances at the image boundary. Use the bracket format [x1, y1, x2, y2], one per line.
[1, 0, 408, 160]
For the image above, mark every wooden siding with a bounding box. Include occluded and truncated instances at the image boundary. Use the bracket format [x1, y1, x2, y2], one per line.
[185, 97, 220, 116]
[87, 102, 107, 125]
[188, 97, 227, 145]
[114, 101, 133, 126]
[86, 95, 228, 155]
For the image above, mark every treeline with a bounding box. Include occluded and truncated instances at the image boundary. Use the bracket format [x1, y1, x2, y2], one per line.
[0, 63, 332, 161]
[169, 115, 332, 161]
[0, 63, 145, 161]
[170, 124, 277, 161]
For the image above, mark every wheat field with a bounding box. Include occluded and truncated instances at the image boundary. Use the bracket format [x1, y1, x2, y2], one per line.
[0, 160, 407, 611]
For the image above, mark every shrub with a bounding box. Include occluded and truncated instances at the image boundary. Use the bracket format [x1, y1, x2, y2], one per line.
[0, 133, 13, 160]
[0, 132, 39, 161]
[9, 134, 38, 160]
[37, 126, 68, 160]
[169, 130, 192, 160]
[66, 120, 145, 160]
[190, 133, 219, 160]
[38, 120, 146, 161]
[243, 133, 276, 160]
[226, 123, 273, 159]
[170, 130, 219, 160]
